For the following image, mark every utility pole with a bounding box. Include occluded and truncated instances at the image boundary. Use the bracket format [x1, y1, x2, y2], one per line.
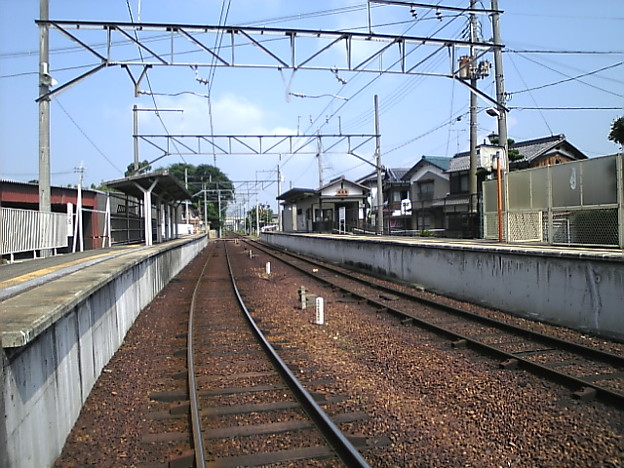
[277, 161, 282, 231]
[491, 0, 508, 165]
[374, 94, 384, 235]
[39, 0, 51, 256]
[491, 0, 508, 242]
[217, 187, 222, 238]
[316, 133, 324, 230]
[316, 132, 323, 189]
[133, 104, 139, 172]
[468, 0, 478, 215]
[255, 198, 259, 235]
[203, 181, 207, 233]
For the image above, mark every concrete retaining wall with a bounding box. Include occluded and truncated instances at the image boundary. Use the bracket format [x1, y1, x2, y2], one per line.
[1, 236, 207, 468]
[262, 232, 624, 342]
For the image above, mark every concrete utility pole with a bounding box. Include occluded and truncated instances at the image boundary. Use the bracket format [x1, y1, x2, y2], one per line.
[491, 0, 508, 241]
[468, 0, 478, 214]
[203, 182, 208, 233]
[374, 94, 384, 235]
[491, 0, 508, 166]
[316, 132, 323, 189]
[133, 104, 139, 172]
[39, 0, 51, 215]
[277, 161, 282, 231]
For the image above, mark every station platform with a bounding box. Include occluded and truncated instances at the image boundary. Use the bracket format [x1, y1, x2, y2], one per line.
[261, 231, 624, 342]
[275, 232, 624, 260]
[0, 234, 208, 468]
[0, 244, 144, 301]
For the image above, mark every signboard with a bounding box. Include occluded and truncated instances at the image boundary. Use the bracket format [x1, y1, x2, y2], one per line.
[66, 203, 74, 236]
[401, 199, 412, 215]
[477, 144, 506, 170]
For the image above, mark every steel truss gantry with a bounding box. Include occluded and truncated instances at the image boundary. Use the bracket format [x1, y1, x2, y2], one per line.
[36, 20, 502, 106]
[137, 133, 377, 159]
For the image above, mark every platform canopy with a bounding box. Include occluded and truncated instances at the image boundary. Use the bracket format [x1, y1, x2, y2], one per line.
[104, 170, 193, 246]
[104, 169, 191, 202]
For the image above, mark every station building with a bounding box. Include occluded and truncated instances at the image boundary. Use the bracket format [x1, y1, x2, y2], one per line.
[278, 177, 370, 233]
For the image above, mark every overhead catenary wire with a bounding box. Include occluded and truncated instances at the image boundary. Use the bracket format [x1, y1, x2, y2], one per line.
[510, 55, 624, 98]
[297, 0, 459, 141]
[280, 1, 471, 184]
[57, 99, 124, 175]
[125, 0, 187, 167]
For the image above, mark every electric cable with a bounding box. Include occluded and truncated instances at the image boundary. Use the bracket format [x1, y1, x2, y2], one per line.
[125, 0, 187, 166]
[507, 54, 554, 136]
[510, 55, 624, 98]
[57, 99, 124, 174]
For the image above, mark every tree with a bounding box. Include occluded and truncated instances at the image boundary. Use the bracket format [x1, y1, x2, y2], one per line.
[487, 134, 522, 162]
[124, 160, 152, 177]
[246, 204, 274, 234]
[608, 116, 624, 147]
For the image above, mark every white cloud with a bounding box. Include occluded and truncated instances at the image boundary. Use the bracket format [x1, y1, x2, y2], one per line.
[139, 92, 295, 136]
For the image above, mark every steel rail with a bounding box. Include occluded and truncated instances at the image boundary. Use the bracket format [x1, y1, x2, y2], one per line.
[250, 238, 624, 367]
[245, 237, 624, 408]
[223, 240, 371, 468]
[186, 244, 217, 468]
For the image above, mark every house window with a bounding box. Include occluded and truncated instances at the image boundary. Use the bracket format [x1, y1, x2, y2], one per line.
[418, 180, 434, 201]
[392, 189, 409, 202]
[450, 173, 469, 194]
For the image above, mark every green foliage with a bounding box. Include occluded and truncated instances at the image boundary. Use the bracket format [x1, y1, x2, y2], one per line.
[608, 116, 624, 147]
[487, 134, 522, 161]
[124, 160, 152, 177]
[246, 204, 274, 231]
[166, 163, 234, 231]
[90, 183, 118, 192]
[167, 163, 233, 199]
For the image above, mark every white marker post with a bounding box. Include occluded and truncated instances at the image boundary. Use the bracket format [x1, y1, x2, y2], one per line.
[315, 297, 324, 325]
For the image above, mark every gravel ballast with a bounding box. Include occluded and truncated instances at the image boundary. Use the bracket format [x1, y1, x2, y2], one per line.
[55, 242, 624, 467]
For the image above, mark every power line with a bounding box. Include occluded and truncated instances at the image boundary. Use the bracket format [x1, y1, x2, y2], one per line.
[125, 0, 187, 166]
[385, 109, 470, 155]
[507, 53, 554, 136]
[511, 106, 624, 111]
[507, 49, 624, 55]
[511, 56, 624, 97]
[56, 99, 123, 174]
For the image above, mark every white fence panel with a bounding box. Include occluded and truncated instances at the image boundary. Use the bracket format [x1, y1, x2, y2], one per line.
[0, 207, 68, 256]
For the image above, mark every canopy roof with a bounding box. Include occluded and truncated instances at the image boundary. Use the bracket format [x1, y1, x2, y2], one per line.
[104, 170, 192, 202]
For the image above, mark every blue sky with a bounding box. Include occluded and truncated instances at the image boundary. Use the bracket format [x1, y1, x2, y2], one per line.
[1, 1, 623, 211]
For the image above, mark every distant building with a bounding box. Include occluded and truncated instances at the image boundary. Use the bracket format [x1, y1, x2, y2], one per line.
[403, 156, 452, 232]
[278, 177, 370, 233]
[444, 134, 588, 237]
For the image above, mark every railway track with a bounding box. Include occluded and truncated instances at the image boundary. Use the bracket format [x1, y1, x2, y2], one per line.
[181, 240, 370, 467]
[244, 237, 624, 409]
[56, 237, 624, 467]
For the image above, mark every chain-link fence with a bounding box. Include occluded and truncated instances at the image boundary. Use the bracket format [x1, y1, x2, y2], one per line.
[484, 153, 623, 247]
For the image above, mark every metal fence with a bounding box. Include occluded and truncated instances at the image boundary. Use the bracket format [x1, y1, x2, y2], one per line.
[484, 153, 624, 247]
[108, 193, 145, 244]
[0, 207, 68, 258]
